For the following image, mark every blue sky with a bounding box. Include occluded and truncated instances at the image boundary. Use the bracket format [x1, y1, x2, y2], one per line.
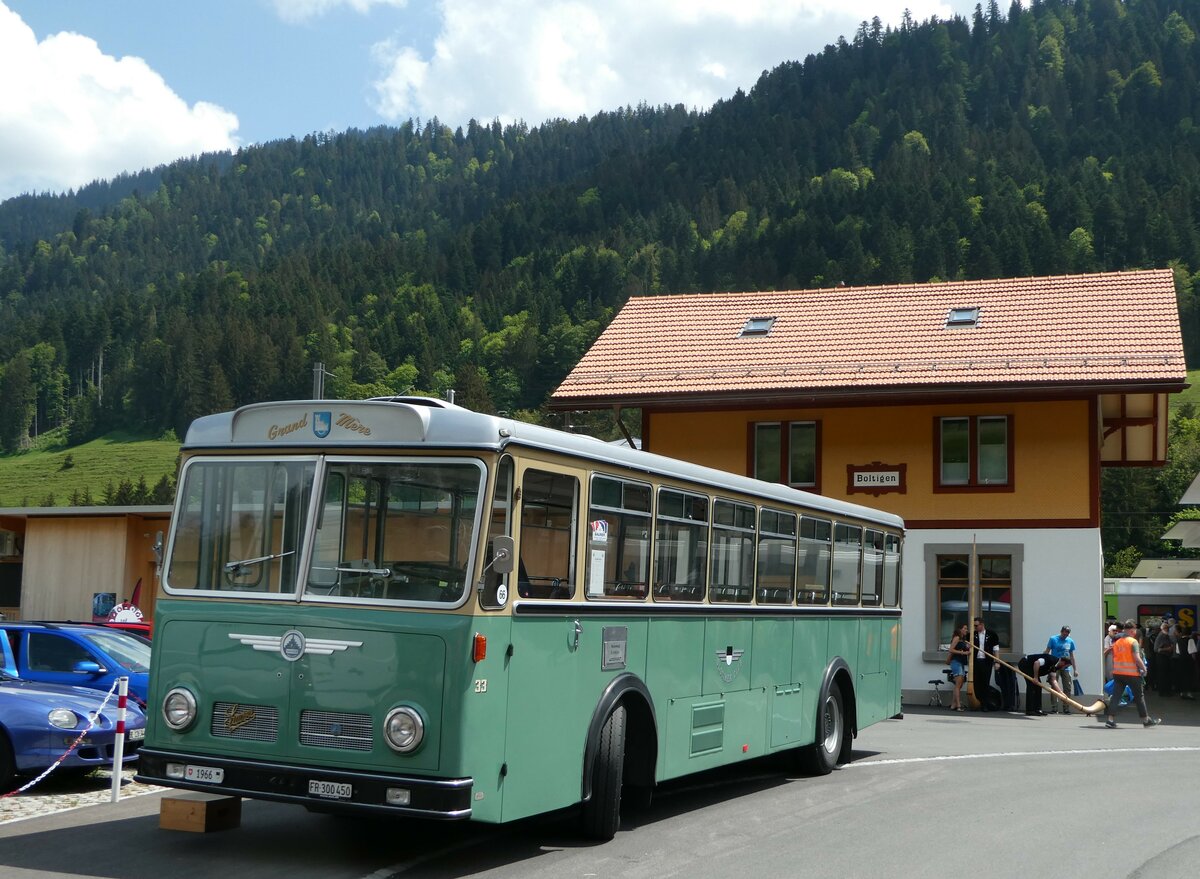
[0, 0, 978, 202]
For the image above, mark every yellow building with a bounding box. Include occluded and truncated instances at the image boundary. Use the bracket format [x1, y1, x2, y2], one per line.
[550, 269, 1186, 699]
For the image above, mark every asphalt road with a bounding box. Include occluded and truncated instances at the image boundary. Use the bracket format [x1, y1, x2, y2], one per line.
[2, 696, 1199, 879]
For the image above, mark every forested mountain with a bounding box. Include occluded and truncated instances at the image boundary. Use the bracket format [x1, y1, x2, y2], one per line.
[1, 0, 1199, 563]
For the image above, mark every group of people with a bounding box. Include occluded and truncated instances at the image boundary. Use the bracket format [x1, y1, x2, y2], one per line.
[1144, 616, 1197, 700]
[1102, 616, 1198, 698]
[1016, 625, 1078, 716]
[945, 617, 1030, 712]
[943, 616, 1167, 727]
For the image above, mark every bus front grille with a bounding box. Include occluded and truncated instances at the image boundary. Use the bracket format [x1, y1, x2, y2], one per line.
[211, 702, 279, 743]
[299, 710, 373, 751]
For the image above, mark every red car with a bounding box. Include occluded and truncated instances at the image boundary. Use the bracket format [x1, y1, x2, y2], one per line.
[38, 620, 153, 641]
[99, 620, 153, 641]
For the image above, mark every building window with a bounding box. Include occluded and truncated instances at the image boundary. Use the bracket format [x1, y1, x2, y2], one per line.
[924, 543, 1023, 660]
[739, 316, 776, 336]
[752, 421, 820, 490]
[936, 415, 1011, 490]
[945, 306, 980, 328]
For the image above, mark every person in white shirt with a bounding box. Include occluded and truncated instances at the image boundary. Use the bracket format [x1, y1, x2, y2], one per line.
[1103, 624, 1118, 682]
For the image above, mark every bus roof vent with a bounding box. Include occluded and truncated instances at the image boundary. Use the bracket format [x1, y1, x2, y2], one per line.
[369, 395, 461, 409]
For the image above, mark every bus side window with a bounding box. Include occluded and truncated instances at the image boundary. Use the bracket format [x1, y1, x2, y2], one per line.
[479, 457, 514, 609]
[653, 488, 708, 602]
[710, 499, 755, 603]
[518, 468, 579, 600]
[832, 523, 862, 606]
[757, 508, 796, 605]
[587, 474, 651, 600]
[797, 516, 831, 605]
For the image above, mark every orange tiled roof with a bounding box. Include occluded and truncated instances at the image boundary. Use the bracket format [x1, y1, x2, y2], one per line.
[550, 269, 1187, 407]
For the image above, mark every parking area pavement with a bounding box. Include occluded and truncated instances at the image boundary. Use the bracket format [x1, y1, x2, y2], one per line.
[0, 690, 1198, 879]
[5, 687, 1198, 827]
[0, 768, 163, 825]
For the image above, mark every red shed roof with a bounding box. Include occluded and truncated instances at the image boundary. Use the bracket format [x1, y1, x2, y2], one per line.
[550, 269, 1187, 409]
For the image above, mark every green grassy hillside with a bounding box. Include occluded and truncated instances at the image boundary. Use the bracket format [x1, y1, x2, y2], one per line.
[1172, 371, 1200, 415]
[0, 433, 179, 508]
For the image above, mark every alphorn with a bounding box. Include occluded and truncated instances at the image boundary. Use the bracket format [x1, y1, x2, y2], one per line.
[985, 653, 1107, 715]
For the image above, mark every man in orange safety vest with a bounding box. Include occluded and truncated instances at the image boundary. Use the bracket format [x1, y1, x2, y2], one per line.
[1105, 620, 1161, 729]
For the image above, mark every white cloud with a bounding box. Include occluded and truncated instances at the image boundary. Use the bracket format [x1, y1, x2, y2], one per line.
[269, 0, 408, 25]
[370, 0, 956, 127]
[0, 2, 239, 201]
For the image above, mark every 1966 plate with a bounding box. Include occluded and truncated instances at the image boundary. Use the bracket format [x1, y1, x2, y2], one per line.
[185, 764, 223, 783]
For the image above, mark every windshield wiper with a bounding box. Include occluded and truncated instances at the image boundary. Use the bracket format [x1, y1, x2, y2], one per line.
[332, 564, 392, 577]
[225, 550, 295, 576]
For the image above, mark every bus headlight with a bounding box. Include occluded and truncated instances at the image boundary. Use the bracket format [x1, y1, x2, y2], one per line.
[383, 706, 424, 753]
[162, 687, 198, 731]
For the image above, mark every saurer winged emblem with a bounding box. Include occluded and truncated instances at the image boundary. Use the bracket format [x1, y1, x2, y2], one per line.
[715, 645, 746, 683]
[228, 632, 363, 662]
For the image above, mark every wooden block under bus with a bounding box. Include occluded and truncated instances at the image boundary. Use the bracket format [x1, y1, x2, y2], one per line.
[159, 791, 242, 832]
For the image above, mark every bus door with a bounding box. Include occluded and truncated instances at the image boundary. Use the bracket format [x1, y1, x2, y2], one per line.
[856, 530, 887, 726]
[501, 463, 591, 821]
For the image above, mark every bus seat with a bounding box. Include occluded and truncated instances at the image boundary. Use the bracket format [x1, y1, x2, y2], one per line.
[517, 559, 534, 598]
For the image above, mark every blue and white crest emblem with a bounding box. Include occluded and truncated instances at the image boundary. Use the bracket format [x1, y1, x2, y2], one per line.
[313, 411, 332, 438]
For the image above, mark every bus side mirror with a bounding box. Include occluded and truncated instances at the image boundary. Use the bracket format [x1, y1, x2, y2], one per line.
[152, 531, 164, 566]
[488, 536, 514, 575]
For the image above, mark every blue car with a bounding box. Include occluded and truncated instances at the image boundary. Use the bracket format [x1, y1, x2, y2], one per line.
[0, 671, 146, 789]
[0, 623, 151, 708]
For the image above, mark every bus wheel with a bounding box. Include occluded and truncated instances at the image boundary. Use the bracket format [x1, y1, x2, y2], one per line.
[798, 684, 844, 776]
[581, 704, 626, 841]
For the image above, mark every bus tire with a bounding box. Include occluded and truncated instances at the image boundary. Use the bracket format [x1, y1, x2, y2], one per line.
[798, 683, 844, 776]
[581, 704, 626, 841]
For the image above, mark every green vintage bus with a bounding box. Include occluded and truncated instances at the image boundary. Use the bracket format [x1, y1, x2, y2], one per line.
[136, 397, 903, 839]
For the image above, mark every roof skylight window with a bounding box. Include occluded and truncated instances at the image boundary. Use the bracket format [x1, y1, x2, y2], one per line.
[739, 316, 776, 337]
[945, 307, 980, 328]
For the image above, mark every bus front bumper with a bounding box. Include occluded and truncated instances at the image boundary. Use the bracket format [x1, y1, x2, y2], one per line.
[135, 748, 473, 819]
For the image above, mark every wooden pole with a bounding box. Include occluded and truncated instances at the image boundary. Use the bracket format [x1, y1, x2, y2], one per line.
[967, 535, 980, 708]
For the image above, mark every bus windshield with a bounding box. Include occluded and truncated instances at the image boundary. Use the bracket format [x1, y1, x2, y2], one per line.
[166, 456, 485, 604]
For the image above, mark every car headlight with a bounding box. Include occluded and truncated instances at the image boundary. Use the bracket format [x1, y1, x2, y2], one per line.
[162, 687, 197, 731]
[48, 708, 78, 730]
[383, 706, 424, 753]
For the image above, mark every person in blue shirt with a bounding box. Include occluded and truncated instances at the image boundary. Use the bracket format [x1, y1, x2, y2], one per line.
[1046, 625, 1078, 713]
